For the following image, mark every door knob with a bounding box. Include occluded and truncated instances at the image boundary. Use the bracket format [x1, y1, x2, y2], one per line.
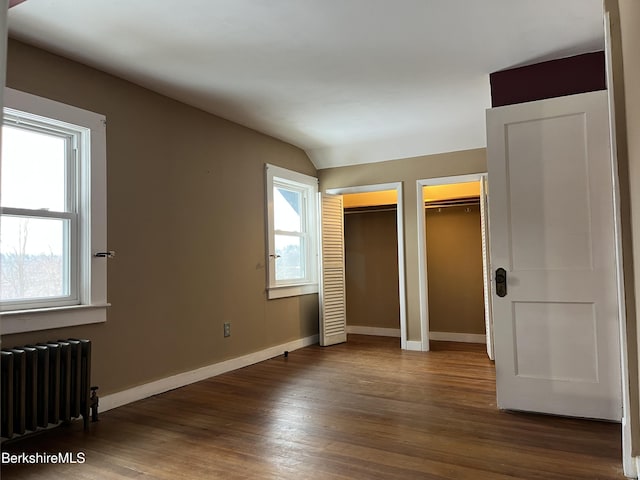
[495, 267, 507, 297]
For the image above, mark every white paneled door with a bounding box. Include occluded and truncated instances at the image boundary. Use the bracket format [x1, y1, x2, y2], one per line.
[486, 91, 622, 420]
[318, 193, 347, 346]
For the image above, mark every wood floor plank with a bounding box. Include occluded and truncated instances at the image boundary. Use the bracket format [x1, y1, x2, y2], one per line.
[1, 335, 625, 479]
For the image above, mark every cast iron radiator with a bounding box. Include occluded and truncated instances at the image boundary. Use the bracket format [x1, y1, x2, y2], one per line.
[1, 339, 92, 439]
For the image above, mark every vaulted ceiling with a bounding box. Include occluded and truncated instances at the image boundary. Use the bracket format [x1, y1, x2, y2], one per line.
[8, 1, 605, 168]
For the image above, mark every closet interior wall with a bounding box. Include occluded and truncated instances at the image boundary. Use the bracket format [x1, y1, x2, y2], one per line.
[343, 206, 400, 331]
[425, 200, 486, 336]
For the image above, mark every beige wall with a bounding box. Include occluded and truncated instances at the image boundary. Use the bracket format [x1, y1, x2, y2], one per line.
[1, 39, 319, 396]
[344, 209, 400, 329]
[318, 148, 486, 340]
[426, 204, 484, 335]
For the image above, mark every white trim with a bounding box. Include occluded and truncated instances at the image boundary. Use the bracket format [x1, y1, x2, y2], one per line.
[405, 340, 423, 351]
[625, 421, 638, 479]
[325, 182, 407, 350]
[480, 176, 494, 360]
[267, 283, 318, 299]
[1, 304, 108, 334]
[396, 183, 407, 350]
[416, 180, 429, 352]
[346, 325, 401, 337]
[416, 173, 488, 353]
[266, 164, 317, 186]
[604, 11, 634, 478]
[429, 331, 487, 344]
[100, 334, 319, 413]
[0, 0, 7, 353]
[265, 164, 319, 297]
[0, 118, 82, 311]
[328, 182, 400, 195]
[2, 88, 107, 333]
[417, 173, 484, 188]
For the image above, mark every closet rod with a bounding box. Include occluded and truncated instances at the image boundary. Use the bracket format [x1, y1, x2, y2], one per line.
[424, 200, 479, 209]
[344, 207, 397, 215]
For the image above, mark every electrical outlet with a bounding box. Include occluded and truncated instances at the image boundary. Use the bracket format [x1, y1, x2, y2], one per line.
[223, 322, 231, 337]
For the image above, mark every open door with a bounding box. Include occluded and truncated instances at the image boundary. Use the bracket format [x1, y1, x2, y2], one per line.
[318, 193, 347, 346]
[487, 90, 622, 420]
[479, 176, 494, 360]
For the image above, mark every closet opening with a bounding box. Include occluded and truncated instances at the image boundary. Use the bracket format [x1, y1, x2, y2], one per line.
[325, 183, 407, 349]
[343, 191, 400, 340]
[417, 175, 492, 357]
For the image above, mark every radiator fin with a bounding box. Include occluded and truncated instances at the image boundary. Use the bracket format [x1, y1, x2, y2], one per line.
[1, 339, 91, 440]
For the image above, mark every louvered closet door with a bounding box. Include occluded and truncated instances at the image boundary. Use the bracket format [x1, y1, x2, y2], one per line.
[319, 194, 347, 346]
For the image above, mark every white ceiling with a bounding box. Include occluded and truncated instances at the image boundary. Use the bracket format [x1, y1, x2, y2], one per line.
[7, 1, 605, 169]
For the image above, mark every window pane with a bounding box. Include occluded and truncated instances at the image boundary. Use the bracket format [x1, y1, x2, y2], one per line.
[1, 125, 67, 211]
[274, 186, 302, 232]
[275, 235, 305, 281]
[0, 216, 69, 301]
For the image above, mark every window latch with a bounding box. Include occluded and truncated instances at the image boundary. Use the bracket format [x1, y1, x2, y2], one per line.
[269, 254, 281, 259]
[94, 251, 116, 258]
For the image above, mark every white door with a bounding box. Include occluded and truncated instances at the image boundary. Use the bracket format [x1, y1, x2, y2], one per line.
[318, 193, 347, 346]
[486, 90, 622, 420]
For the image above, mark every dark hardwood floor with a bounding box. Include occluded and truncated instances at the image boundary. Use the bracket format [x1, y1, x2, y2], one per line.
[1, 335, 625, 479]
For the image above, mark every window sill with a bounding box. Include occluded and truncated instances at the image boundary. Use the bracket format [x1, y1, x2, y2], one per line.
[267, 283, 318, 299]
[1, 303, 109, 334]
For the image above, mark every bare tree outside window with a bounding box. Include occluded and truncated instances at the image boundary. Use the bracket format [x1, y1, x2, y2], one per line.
[0, 216, 65, 301]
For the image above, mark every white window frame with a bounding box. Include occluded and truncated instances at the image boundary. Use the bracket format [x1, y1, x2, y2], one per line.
[265, 164, 318, 299]
[1, 88, 108, 334]
[1, 113, 81, 310]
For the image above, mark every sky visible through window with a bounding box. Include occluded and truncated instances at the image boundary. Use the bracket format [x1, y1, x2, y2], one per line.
[1, 125, 68, 300]
[1, 125, 66, 253]
[274, 187, 301, 233]
[274, 185, 304, 280]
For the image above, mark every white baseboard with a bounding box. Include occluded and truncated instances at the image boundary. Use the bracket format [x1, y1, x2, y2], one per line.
[346, 325, 401, 337]
[629, 455, 639, 479]
[625, 453, 638, 478]
[100, 334, 319, 413]
[429, 331, 486, 344]
[405, 340, 423, 351]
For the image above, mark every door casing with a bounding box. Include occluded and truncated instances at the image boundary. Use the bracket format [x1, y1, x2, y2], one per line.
[416, 174, 490, 352]
[326, 182, 407, 349]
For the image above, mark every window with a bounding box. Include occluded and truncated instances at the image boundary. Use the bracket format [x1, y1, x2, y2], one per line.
[1, 114, 80, 308]
[0, 88, 107, 333]
[265, 164, 318, 299]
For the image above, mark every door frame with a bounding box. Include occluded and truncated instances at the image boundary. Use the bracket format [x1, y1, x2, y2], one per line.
[416, 173, 489, 352]
[604, 10, 634, 476]
[325, 182, 407, 350]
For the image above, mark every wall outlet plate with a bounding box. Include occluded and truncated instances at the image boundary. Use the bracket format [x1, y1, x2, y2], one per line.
[223, 322, 231, 337]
